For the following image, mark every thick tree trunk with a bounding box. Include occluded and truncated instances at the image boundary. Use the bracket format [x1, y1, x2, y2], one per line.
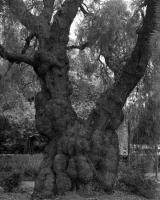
[29, 1, 156, 199]
[32, 52, 77, 198]
[31, 53, 119, 199]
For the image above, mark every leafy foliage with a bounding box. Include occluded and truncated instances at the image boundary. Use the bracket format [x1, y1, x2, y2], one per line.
[77, 0, 140, 78]
[129, 60, 160, 145]
[2, 172, 21, 192]
[133, 97, 160, 145]
[68, 0, 141, 119]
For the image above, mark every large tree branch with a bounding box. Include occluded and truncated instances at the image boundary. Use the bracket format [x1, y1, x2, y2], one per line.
[6, 0, 40, 33]
[50, 0, 83, 45]
[41, 0, 55, 23]
[6, 0, 50, 37]
[58, 0, 83, 25]
[87, 0, 157, 131]
[0, 44, 34, 66]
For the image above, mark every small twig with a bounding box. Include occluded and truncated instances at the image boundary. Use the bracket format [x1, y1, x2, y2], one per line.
[67, 41, 89, 50]
[80, 4, 89, 15]
[4, 62, 14, 77]
[21, 81, 34, 91]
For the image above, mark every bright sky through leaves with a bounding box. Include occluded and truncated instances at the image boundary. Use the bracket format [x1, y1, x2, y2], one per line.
[70, 0, 132, 40]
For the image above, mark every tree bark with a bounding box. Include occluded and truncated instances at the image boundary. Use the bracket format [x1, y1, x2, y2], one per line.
[32, 1, 156, 198]
[155, 144, 159, 180]
[0, 0, 158, 199]
[128, 121, 131, 165]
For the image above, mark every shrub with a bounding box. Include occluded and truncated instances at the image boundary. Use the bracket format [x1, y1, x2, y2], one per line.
[0, 166, 12, 172]
[0, 154, 42, 182]
[118, 161, 157, 199]
[24, 167, 38, 180]
[2, 172, 21, 192]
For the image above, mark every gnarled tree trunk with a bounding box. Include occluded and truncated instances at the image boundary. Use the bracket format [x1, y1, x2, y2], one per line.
[32, 1, 156, 199]
[0, 0, 157, 199]
[32, 55, 120, 198]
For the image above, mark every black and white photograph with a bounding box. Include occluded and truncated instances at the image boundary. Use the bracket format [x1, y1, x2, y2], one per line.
[0, 0, 159, 199]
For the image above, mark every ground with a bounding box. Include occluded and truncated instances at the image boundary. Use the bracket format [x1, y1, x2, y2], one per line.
[0, 191, 156, 200]
[0, 181, 159, 200]
[0, 154, 159, 200]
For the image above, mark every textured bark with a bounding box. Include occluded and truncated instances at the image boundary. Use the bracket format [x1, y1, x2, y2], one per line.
[32, 47, 120, 198]
[1, 0, 158, 199]
[6, 0, 49, 34]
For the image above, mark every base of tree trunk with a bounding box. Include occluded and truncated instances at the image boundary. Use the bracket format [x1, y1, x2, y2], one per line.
[31, 123, 119, 199]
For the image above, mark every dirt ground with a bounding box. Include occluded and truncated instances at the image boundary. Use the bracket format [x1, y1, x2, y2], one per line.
[0, 155, 159, 199]
[0, 179, 159, 200]
[0, 191, 157, 200]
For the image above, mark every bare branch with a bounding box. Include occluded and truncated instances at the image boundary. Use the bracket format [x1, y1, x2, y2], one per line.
[80, 3, 93, 15]
[22, 33, 36, 54]
[67, 41, 89, 50]
[51, 0, 83, 44]
[0, 44, 34, 66]
[80, 5, 89, 15]
[4, 62, 14, 77]
[139, 9, 145, 20]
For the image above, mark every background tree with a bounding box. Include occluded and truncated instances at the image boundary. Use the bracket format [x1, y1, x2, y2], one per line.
[0, 0, 158, 199]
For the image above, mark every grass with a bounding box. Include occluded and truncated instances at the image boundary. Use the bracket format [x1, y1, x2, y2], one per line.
[0, 154, 158, 200]
[0, 191, 152, 200]
[0, 154, 43, 182]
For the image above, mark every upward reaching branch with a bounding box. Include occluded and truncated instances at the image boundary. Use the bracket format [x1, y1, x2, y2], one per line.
[41, 0, 55, 23]
[88, 0, 157, 131]
[57, 0, 83, 24]
[51, 0, 83, 44]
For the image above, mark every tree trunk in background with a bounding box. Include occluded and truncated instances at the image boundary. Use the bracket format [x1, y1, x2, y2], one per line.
[155, 144, 159, 180]
[128, 121, 131, 165]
